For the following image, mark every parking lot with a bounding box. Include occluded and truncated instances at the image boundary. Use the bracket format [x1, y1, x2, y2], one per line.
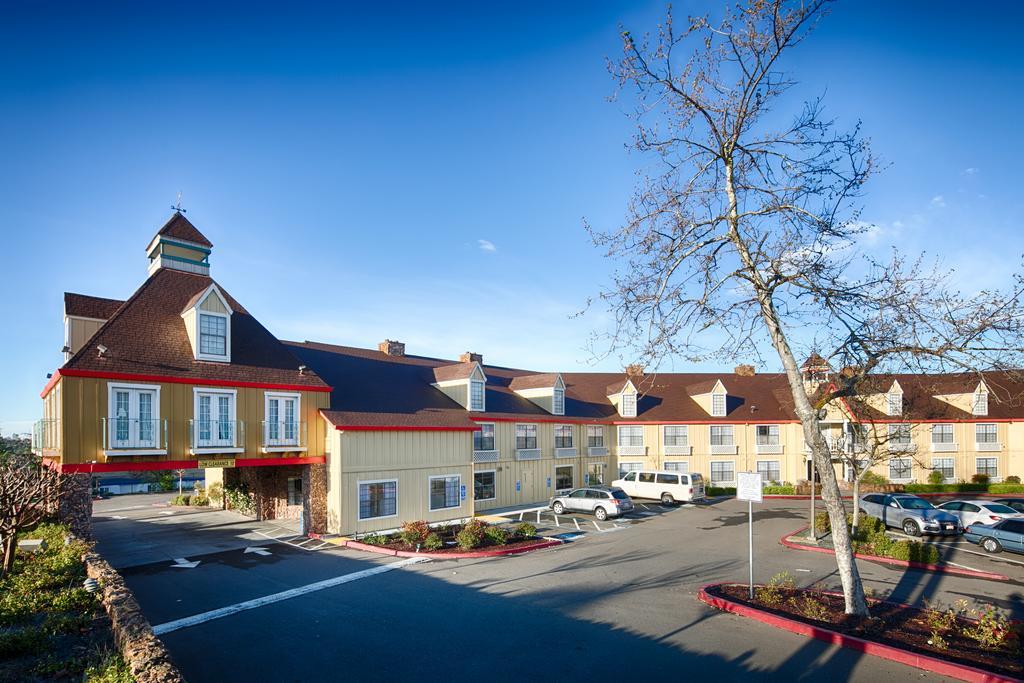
[93, 495, 1024, 682]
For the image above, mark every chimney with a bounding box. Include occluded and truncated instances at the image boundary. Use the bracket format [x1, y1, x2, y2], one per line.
[460, 351, 483, 364]
[378, 339, 405, 357]
[734, 364, 755, 377]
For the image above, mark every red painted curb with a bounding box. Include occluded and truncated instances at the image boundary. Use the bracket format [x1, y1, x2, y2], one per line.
[779, 526, 1009, 581]
[762, 492, 1020, 500]
[344, 538, 563, 559]
[697, 583, 1021, 683]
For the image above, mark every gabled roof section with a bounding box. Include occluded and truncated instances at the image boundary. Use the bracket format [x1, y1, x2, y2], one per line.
[181, 282, 233, 315]
[432, 362, 485, 384]
[685, 378, 724, 396]
[64, 292, 124, 320]
[62, 268, 327, 389]
[605, 378, 636, 396]
[157, 212, 213, 248]
[509, 373, 561, 391]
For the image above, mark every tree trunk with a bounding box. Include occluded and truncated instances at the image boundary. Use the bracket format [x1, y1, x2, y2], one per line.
[0, 533, 16, 579]
[851, 476, 861, 536]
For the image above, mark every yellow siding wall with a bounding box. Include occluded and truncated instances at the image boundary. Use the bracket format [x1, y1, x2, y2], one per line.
[66, 317, 105, 356]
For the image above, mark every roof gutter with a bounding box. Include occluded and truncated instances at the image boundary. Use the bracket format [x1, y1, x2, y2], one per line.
[42, 368, 332, 396]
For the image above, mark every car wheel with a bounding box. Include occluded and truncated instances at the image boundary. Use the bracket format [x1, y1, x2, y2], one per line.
[661, 493, 675, 506]
[595, 507, 608, 521]
[902, 519, 921, 537]
[981, 537, 1002, 554]
[552, 501, 564, 515]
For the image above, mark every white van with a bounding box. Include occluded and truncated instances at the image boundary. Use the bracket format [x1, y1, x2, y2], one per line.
[611, 470, 706, 505]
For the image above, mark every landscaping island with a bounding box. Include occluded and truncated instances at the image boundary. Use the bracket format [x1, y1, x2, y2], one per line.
[347, 519, 559, 557]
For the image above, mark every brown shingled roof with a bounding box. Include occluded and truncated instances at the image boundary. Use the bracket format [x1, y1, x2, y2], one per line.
[63, 268, 327, 389]
[64, 293, 124, 320]
[509, 373, 560, 391]
[432, 362, 478, 383]
[156, 212, 213, 248]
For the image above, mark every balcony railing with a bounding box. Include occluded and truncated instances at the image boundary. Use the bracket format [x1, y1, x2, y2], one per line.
[189, 419, 244, 452]
[930, 441, 958, 453]
[554, 447, 577, 458]
[755, 442, 783, 455]
[976, 441, 1002, 452]
[587, 446, 608, 457]
[32, 419, 61, 453]
[515, 448, 541, 461]
[663, 444, 692, 456]
[261, 420, 307, 451]
[473, 449, 499, 463]
[102, 418, 167, 453]
[617, 445, 646, 457]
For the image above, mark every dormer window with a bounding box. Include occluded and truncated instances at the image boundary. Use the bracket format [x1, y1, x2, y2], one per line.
[621, 392, 637, 418]
[973, 390, 988, 416]
[887, 392, 902, 416]
[712, 393, 726, 417]
[182, 283, 232, 363]
[470, 379, 485, 411]
[553, 388, 565, 415]
[199, 313, 227, 357]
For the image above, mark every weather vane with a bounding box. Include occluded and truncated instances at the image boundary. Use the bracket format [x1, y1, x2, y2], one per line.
[171, 191, 186, 214]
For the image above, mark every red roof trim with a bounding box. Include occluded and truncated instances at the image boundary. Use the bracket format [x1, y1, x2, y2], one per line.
[613, 419, 800, 425]
[470, 416, 607, 425]
[48, 368, 332, 393]
[55, 456, 325, 473]
[40, 370, 62, 398]
[335, 425, 478, 432]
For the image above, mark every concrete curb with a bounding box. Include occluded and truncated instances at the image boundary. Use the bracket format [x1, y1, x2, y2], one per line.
[343, 537, 563, 559]
[779, 526, 1009, 581]
[81, 545, 185, 683]
[697, 583, 1021, 683]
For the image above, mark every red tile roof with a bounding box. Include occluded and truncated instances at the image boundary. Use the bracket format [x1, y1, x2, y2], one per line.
[156, 212, 213, 248]
[64, 293, 124, 320]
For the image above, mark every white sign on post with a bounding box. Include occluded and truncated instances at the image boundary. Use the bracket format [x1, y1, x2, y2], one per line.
[736, 471, 763, 599]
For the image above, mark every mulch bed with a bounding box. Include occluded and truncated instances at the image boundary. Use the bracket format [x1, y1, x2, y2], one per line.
[710, 584, 1022, 678]
[370, 535, 544, 555]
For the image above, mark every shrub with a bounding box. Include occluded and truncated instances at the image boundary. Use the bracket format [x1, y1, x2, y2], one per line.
[513, 522, 537, 538]
[422, 532, 443, 551]
[455, 519, 488, 550]
[1005, 475, 1021, 484]
[927, 469, 945, 485]
[190, 495, 209, 506]
[224, 486, 256, 516]
[206, 481, 224, 505]
[361, 533, 391, 546]
[755, 571, 795, 608]
[963, 603, 1017, 650]
[813, 511, 831, 534]
[971, 473, 991, 485]
[399, 520, 431, 548]
[860, 471, 888, 486]
[763, 484, 796, 495]
[484, 525, 510, 546]
[796, 595, 830, 622]
[170, 494, 190, 506]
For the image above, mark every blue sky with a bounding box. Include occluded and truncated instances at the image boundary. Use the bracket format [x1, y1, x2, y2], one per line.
[2, 1, 1023, 435]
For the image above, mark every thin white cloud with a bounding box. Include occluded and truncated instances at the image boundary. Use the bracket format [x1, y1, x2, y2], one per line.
[930, 195, 946, 209]
[477, 239, 497, 253]
[963, 167, 980, 175]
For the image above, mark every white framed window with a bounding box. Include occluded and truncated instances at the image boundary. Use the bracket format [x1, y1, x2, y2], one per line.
[620, 392, 637, 417]
[287, 477, 303, 506]
[887, 392, 902, 416]
[515, 423, 538, 450]
[931, 424, 954, 444]
[889, 458, 912, 481]
[976, 423, 998, 444]
[888, 423, 912, 445]
[265, 392, 300, 447]
[429, 474, 461, 511]
[756, 460, 781, 483]
[755, 424, 780, 445]
[709, 425, 734, 446]
[976, 457, 998, 478]
[107, 383, 161, 450]
[931, 457, 954, 480]
[554, 464, 574, 491]
[973, 391, 988, 416]
[474, 470, 496, 501]
[586, 425, 604, 448]
[618, 425, 644, 447]
[198, 311, 230, 361]
[473, 423, 495, 451]
[663, 461, 689, 473]
[358, 479, 398, 520]
[554, 425, 573, 448]
[663, 425, 688, 446]
[711, 393, 726, 417]
[469, 380, 485, 411]
[552, 388, 565, 415]
[618, 461, 643, 478]
[710, 460, 735, 484]
[193, 388, 237, 448]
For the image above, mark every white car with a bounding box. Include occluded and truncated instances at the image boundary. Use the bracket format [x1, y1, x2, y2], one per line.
[611, 470, 705, 505]
[937, 499, 1024, 527]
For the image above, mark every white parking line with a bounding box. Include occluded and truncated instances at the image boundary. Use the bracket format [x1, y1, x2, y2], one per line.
[152, 557, 426, 635]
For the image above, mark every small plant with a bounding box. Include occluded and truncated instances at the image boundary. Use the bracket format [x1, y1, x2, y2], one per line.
[963, 603, 1017, 651]
[170, 494, 190, 506]
[190, 494, 209, 506]
[455, 519, 489, 550]
[399, 520, 431, 548]
[813, 511, 831, 534]
[422, 532, 443, 551]
[1005, 475, 1022, 484]
[361, 533, 391, 546]
[484, 525, 509, 546]
[796, 595, 830, 621]
[927, 469, 945, 485]
[755, 571, 795, 608]
[207, 481, 224, 505]
[971, 473, 991, 485]
[923, 600, 960, 651]
[513, 522, 537, 538]
[860, 470, 888, 486]
[224, 486, 257, 516]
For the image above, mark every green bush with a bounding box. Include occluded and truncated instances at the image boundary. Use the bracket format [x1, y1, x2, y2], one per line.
[814, 510, 832, 534]
[513, 522, 537, 538]
[190, 494, 209, 506]
[927, 469, 945, 485]
[224, 486, 257, 516]
[361, 533, 391, 546]
[170, 494, 190, 506]
[422, 532, 444, 551]
[398, 520, 431, 548]
[455, 519, 488, 550]
[860, 471, 888, 486]
[755, 571, 795, 607]
[84, 652, 133, 683]
[707, 486, 737, 497]
[764, 484, 796, 495]
[484, 525, 510, 546]
[971, 473, 991, 485]
[1005, 475, 1021, 484]
[901, 482, 1024, 494]
[207, 481, 224, 505]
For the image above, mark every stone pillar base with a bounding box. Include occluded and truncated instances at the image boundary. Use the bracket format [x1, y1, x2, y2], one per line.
[59, 472, 93, 540]
[302, 464, 328, 535]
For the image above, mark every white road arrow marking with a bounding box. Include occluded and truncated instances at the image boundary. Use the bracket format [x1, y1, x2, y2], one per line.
[244, 546, 272, 556]
[159, 511, 175, 516]
[109, 515, 126, 520]
[171, 557, 200, 568]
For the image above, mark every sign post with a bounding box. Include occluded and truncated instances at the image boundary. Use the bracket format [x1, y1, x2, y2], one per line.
[736, 471, 763, 600]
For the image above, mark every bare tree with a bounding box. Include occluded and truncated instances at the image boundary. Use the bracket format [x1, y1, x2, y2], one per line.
[0, 451, 66, 578]
[592, 1, 1024, 615]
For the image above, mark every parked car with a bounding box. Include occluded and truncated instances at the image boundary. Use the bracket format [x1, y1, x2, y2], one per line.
[937, 499, 1024, 528]
[858, 493, 962, 537]
[993, 498, 1024, 514]
[549, 486, 634, 521]
[964, 518, 1024, 555]
[611, 470, 706, 505]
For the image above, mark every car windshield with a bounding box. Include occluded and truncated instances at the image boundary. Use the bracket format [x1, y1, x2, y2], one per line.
[612, 490, 630, 500]
[896, 497, 934, 510]
[984, 504, 1018, 514]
